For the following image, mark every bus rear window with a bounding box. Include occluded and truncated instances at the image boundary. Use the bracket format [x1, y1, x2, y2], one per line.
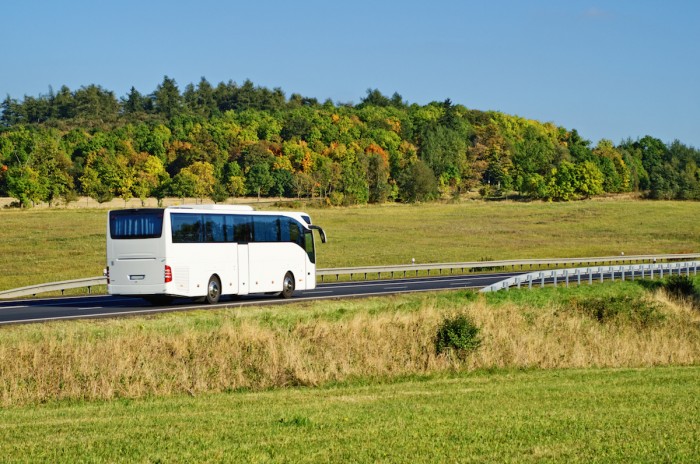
[110, 210, 164, 239]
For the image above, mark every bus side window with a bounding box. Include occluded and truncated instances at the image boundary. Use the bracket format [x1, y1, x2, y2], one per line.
[288, 220, 303, 248]
[224, 215, 235, 242]
[254, 216, 281, 242]
[172, 213, 203, 243]
[280, 217, 291, 242]
[232, 215, 253, 243]
[205, 215, 226, 242]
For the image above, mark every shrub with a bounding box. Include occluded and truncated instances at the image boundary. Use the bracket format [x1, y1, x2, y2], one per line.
[435, 314, 481, 358]
[662, 274, 697, 300]
[570, 296, 664, 328]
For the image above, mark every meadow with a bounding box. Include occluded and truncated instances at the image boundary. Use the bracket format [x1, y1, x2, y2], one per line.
[1, 366, 698, 462]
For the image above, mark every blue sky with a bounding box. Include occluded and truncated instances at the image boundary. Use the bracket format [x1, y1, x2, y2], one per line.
[3, 0, 699, 147]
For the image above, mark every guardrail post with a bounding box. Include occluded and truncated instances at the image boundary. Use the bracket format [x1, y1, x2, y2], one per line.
[553, 271, 558, 287]
[540, 272, 545, 288]
[565, 269, 569, 287]
[620, 266, 625, 281]
[600, 267, 604, 283]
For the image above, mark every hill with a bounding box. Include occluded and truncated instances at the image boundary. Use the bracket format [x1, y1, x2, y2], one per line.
[1, 78, 699, 208]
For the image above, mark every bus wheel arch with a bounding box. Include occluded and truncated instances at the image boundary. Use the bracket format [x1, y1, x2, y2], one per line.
[206, 274, 222, 304]
[281, 272, 295, 299]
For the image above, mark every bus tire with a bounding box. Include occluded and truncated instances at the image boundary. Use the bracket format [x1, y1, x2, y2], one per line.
[281, 272, 295, 299]
[206, 275, 221, 304]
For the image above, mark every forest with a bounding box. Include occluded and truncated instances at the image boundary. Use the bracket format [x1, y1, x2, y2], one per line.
[1, 76, 699, 207]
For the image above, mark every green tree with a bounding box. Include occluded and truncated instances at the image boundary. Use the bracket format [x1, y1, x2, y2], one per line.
[184, 161, 217, 201]
[367, 150, 391, 203]
[398, 159, 438, 202]
[420, 125, 468, 193]
[547, 161, 579, 201]
[133, 155, 168, 205]
[6, 165, 47, 207]
[169, 169, 198, 201]
[153, 76, 182, 119]
[73, 85, 119, 124]
[121, 87, 150, 115]
[246, 162, 274, 200]
[224, 161, 246, 197]
[33, 135, 73, 206]
[575, 161, 604, 198]
[79, 164, 113, 203]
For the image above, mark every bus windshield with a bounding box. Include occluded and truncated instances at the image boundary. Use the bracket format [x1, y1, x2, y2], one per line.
[109, 209, 164, 239]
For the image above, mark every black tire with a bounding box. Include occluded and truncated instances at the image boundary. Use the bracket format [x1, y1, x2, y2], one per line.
[206, 275, 221, 304]
[280, 272, 295, 299]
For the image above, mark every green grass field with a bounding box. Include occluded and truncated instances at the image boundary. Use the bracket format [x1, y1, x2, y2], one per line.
[1, 199, 700, 291]
[1, 367, 698, 462]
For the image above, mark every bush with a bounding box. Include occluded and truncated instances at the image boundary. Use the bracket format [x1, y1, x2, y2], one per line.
[662, 274, 696, 300]
[570, 296, 664, 328]
[435, 314, 481, 358]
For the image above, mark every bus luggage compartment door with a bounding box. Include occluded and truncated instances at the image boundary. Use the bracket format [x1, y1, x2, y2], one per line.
[237, 244, 249, 295]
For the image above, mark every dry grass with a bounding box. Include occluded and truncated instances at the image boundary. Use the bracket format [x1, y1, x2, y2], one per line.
[469, 292, 700, 369]
[1, 288, 698, 407]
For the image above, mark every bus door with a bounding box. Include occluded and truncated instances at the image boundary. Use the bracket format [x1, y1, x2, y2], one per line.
[237, 244, 250, 295]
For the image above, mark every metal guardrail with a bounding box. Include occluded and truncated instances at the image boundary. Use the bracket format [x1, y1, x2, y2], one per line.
[1, 253, 699, 300]
[481, 261, 699, 292]
[0, 277, 108, 299]
[317, 253, 700, 281]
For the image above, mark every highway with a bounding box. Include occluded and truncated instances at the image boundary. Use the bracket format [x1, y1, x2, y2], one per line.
[0, 272, 514, 325]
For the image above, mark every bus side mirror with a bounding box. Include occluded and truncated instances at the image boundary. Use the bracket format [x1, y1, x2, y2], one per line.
[310, 225, 327, 244]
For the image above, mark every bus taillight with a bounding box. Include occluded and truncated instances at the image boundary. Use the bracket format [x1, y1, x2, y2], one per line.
[164, 265, 173, 283]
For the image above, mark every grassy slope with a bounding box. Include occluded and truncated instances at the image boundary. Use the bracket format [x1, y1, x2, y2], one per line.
[1, 199, 700, 290]
[1, 367, 698, 463]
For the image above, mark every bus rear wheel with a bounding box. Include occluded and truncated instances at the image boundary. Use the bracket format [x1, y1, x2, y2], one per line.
[281, 272, 295, 299]
[206, 275, 221, 304]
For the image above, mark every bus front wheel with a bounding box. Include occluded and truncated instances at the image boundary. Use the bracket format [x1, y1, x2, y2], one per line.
[281, 272, 295, 299]
[206, 275, 221, 304]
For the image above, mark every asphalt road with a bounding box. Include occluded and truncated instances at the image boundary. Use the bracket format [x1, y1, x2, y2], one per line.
[0, 272, 515, 325]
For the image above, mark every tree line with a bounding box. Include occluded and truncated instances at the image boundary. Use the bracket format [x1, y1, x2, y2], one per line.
[1, 76, 699, 207]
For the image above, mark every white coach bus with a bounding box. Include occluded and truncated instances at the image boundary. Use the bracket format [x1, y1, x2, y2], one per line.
[106, 205, 326, 304]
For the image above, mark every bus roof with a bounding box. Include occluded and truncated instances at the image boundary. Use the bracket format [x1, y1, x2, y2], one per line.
[168, 204, 255, 211]
[165, 205, 312, 224]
